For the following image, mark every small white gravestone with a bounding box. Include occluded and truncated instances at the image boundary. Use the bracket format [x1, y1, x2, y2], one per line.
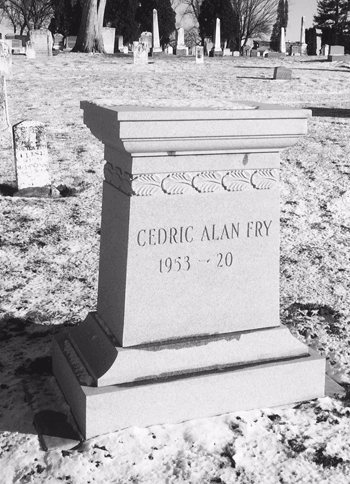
[123, 46, 129, 54]
[233, 50, 240, 57]
[0, 41, 12, 78]
[133, 41, 148, 65]
[176, 27, 187, 56]
[13, 121, 51, 190]
[167, 45, 173, 55]
[26, 41, 36, 58]
[195, 46, 204, 64]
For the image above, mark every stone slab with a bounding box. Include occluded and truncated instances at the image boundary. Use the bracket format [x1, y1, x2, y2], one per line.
[273, 67, 292, 80]
[61, 312, 310, 387]
[267, 52, 285, 58]
[102, 27, 115, 54]
[52, 337, 325, 439]
[29, 29, 52, 56]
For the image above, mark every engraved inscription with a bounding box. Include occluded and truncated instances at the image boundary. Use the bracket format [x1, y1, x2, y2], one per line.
[137, 220, 274, 274]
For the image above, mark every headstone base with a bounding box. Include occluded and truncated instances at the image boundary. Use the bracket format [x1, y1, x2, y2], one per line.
[328, 54, 350, 62]
[53, 312, 326, 439]
[266, 52, 286, 58]
[214, 49, 223, 56]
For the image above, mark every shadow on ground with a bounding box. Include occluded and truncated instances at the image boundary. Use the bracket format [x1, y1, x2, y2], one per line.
[0, 317, 82, 447]
[308, 107, 350, 118]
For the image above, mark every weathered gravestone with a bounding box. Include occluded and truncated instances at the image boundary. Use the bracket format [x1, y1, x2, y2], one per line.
[273, 66, 292, 80]
[29, 30, 53, 56]
[65, 36, 77, 50]
[133, 41, 148, 65]
[53, 33, 64, 51]
[176, 28, 187, 56]
[0, 41, 12, 153]
[102, 27, 115, 54]
[13, 121, 51, 191]
[52, 101, 327, 439]
[140, 32, 152, 53]
[196, 46, 204, 64]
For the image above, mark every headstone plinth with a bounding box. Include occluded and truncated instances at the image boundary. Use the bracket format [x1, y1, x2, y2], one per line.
[53, 102, 326, 439]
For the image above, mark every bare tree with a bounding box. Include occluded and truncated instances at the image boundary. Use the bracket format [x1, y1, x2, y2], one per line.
[0, 0, 52, 34]
[181, 0, 203, 25]
[73, 0, 107, 53]
[230, 0, 278, 49]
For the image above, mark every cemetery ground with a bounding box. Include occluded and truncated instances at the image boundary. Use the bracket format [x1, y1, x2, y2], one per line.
[0, 52, 350, 483]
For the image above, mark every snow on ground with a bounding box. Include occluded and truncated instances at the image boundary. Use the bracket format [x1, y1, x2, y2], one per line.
[0, 53, 350, 483]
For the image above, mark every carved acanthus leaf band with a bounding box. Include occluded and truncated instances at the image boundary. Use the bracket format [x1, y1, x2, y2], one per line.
[104, 164, 279, 196]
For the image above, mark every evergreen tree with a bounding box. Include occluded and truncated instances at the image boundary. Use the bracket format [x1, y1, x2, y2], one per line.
[198, 0, 239, 49]
[135, 0, 176, 47]
[104, 0, 140, 44]
[270, 0, 288, 51]
[313, 0, 350, 50]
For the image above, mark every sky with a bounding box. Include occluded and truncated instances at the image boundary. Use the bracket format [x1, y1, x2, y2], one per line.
[287, 0, 318, 42]
[177, 0, 320, 43]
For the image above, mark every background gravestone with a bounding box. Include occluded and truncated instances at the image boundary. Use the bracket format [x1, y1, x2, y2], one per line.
[102, 27, 115, 54]
[273, 67, 292, 80]
[29, 30, 53, 57]
[13, 121, 51, 190]
[133, 41, 148, 65]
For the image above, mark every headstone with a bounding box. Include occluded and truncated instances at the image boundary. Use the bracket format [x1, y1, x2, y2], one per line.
[140, 32, 152, 53]
[250, 49, 259, 57]
[195, 45, 204, 64]
[322, 44, 329, 56]
[65, 36, 77, 50]
[152, 9, 162, 54]
[223, 48, 231, 56]
[29, 29, 53, 56]
[280, 27, 286, 53]
[166, 45, 173, 55]
[26, 41, 36, 59]
[316, 36, 321, 55]
[233, 50, 240, 56]
[53, 101, 326, 439]
[53, 33, 64, 51]
[123, 46, 128, 54]
[0, 41, 12, 78]
[11, 39, 23, 54]
[205, 41, 213, 55]
[114, 35, 124, 52]
[273, 66, 292, 80]
[133, 41, 148, 65]
[300, 17, 307, 55]
[176, 27, 187, 56]
[329, 45, 344, 55]
[102, 27, 115, 54]
[214, 18, 222, 56]
[13, 121, 51, 190]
